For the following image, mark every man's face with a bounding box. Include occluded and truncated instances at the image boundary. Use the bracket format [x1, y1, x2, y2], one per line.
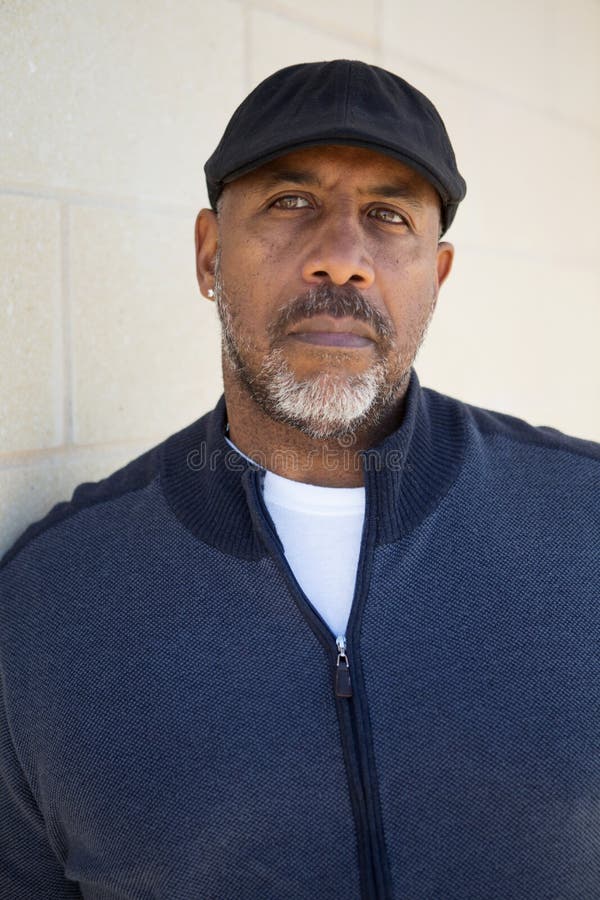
[202, 145, 453, 439]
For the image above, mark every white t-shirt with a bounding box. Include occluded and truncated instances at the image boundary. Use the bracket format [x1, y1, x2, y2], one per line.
[263, 470, 365, 637]
[225, 435, 365, 637]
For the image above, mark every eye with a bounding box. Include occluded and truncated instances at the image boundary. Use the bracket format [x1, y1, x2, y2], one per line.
[368, 207, 408, 225]
[270, 195, 312, 210]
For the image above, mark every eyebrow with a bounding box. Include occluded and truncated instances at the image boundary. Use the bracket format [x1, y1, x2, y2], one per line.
[253, 170, 320, 190]
[251, 169, 426, 210]
[362, 181, 425, 210]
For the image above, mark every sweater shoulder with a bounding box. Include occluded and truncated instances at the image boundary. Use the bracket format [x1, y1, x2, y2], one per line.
[0, 410, 213, 572]
[0, 444, 161, 572]
[422, 386, 600, 464]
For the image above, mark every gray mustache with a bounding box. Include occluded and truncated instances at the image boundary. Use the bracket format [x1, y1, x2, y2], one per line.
[272, 285, 394, 342]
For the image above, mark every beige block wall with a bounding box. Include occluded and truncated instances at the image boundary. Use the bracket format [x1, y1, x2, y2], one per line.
[1, 0, 599, 556]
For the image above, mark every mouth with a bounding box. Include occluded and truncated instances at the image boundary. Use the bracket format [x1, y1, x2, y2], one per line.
[287, 316, 376, 349]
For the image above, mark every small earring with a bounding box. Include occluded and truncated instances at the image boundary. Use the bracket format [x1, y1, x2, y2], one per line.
[207, 288, 214, 299]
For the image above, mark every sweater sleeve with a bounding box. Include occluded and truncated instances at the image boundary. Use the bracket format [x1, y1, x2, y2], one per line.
[0, 680, 82, 898]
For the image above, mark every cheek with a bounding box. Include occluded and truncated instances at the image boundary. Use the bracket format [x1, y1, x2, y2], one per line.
[381, 261, 439, 336]
[220, 230, 294, 298]
[228, 214, 309, 276]
[217, 245, 280, 352]
[220, 228, 302, 310]
[220, 238, 261, 284]
[381, 251, 438, 300]
[218, 242, 263, 316]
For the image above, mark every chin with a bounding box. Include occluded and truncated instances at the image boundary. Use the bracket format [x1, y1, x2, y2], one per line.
[257, 359, 393, 441]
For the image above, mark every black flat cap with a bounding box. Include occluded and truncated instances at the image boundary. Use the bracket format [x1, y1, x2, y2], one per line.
[204, 59, 466, 234]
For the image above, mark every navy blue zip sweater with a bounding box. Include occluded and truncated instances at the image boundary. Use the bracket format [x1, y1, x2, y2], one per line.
[1, 370, 599, 899]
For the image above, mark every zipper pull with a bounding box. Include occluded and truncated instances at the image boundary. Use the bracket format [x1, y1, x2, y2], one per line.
[335, 636, 352, 698]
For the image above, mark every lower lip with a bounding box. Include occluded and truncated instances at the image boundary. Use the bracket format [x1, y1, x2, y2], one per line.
[290, 332, 373, 348]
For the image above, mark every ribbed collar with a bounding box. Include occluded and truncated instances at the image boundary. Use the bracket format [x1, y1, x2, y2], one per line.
[160, 370, 467, 560]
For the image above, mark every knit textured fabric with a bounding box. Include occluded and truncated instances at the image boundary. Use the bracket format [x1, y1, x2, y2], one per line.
[1, 370, 599, 899]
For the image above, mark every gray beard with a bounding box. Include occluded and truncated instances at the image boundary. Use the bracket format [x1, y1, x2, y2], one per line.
[213, 253, 425, 440]
[244, 347, 403, 440]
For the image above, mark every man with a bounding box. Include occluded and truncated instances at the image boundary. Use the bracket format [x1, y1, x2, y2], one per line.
[0, 60, 598, 899]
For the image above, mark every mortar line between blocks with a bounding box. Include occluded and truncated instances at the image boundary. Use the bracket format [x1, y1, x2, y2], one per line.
[0, 184, 199, 218]
[246, 0, 379, 49]
[243, 1, 253, 89]
[60, 203, 74, 446]
[373, 0, 383, 60]
[0, 439, 156, 471]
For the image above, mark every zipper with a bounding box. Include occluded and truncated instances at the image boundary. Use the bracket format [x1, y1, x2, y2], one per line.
[242, 467, 392, 899]
[335, 635, 352, 698]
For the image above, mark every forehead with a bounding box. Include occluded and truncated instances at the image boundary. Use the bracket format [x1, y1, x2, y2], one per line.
[226, 144, 440, 204]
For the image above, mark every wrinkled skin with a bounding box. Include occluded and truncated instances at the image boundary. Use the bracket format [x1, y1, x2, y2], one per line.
[195, 145, 454, 485]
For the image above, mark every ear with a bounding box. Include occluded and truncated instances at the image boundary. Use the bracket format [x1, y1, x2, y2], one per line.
[195, 209, 219, 300]
[435, 241, 454, 290]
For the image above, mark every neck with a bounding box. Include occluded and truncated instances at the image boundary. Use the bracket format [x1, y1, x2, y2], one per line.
[222, 368, 408, 488]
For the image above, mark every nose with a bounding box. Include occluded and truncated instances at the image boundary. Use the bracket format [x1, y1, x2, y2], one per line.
[301, 212, 375, 289]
